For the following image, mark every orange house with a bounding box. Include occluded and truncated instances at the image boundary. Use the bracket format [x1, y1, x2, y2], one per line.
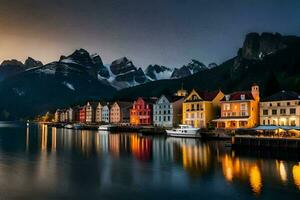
[130, 97, 156, 126]
[214, 84, 260, 129]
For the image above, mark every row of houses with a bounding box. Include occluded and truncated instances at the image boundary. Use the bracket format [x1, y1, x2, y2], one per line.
[54, 84, 300, 129]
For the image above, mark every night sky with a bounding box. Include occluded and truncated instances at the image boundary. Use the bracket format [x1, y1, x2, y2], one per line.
[0, 0, 299, 68]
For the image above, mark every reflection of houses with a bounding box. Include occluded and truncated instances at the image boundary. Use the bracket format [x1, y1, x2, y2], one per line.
[102, 104, 110, 123]
[79, 106, 86, 123]
[86, 101, 98, 123]
[153, 95, 184, 127]
[130, 135, 152, 160]
[130, 97, 156, 126]
[260, 91, 300, 126]
[110, 101, 132, 124]
[214, 84, 260, 129]
[183, 89, 224, 128]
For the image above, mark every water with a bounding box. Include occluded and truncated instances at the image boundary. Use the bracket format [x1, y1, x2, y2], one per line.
[0, 122, 299, 199]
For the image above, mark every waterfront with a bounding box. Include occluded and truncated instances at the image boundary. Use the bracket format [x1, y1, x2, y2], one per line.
[0, 122, 299, 199]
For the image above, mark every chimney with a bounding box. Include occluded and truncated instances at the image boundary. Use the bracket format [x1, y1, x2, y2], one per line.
[251, 83, 260, 101]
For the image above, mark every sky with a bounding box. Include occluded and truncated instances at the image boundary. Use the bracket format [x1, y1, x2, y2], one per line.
[0, 0, 300, 68]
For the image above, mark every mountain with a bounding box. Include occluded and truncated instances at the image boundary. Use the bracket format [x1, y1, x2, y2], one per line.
[115, 32, 300, 100]
[171, 59, 208, 79]
[0, 57, 43, 81]
[0, 49, 117, 120]
[145, 65, 173, 80]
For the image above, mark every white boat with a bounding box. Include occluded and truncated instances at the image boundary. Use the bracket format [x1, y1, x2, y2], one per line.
[166, 125, 200, 138]
[64, 124, 74, 129]
[98, 124, 113, 131]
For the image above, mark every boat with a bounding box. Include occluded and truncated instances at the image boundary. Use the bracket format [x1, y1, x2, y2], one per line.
[73, 123, 82, 130]
[64, 124, 74, 129]
[166, 125, 200, 138]
[98, 124, 113, 131]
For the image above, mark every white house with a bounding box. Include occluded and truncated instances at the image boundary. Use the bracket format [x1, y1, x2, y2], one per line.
[153, 95, 184, 127]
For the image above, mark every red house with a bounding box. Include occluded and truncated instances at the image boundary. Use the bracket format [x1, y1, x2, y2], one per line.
[130, 97, 156, 126]
[79, 106, 86, 123]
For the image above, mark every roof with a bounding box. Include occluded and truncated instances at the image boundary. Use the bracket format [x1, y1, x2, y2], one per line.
[213, 116, 249, 122]
[253, 125, 300, 131]
[261, 90, 300, 102]
[221, 91, 254, 101]
[137, 97, 158, 104]
[160, 95, 184, 103]
[185, 90, 221, 102]
[86, 101, 98, 108]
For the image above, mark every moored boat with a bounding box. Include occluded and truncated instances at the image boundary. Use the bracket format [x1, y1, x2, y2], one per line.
[166, 125, 200, 138]
[98, 124, 114, 131]
[64, 124, 74, 129]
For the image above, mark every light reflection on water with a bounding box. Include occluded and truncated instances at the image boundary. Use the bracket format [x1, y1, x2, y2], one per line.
[0, 123, 300, 199]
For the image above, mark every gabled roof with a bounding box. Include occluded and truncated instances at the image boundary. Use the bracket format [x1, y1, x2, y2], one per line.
[261, 91, 300, 102]
[185, 89, 221, 102]
[136, 97, 157, 104]
[157, 95, 184, 103]
[221, 91, 254, 101]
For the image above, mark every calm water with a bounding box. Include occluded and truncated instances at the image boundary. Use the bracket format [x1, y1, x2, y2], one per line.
[0, 122, 299, 199]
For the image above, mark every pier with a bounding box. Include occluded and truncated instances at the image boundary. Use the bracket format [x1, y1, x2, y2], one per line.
[232, 135, 300, 149]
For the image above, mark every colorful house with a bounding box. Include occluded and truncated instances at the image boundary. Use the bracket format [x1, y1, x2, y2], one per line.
[153, 95, 184, 127]
[183, 90, 224, 128]
[79, 106, 86, 123]
[86, 101, 98, 123]
[214, 84, 260, 129]
[130, 97, 156, 126]
[67, 107, 75, 122]
[54, 109, 61, 122]
[260, 90, 300, 126]
[102, 104, 110, 123]
[110, 101, 132, 124]
[95, 102, 103, 123]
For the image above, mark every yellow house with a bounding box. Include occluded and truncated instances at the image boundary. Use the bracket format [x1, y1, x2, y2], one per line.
[214, 84, 260, 129]
[182, 89, 224, 128]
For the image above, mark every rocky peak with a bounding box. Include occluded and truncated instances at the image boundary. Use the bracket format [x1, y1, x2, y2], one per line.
[186, 59, 207, 73]
[241, 32, 287, 60]
[110, 57, 137, 75]
[145, 64, 172, 80]
[61, 48, 94, 67]
[208, 63, 218, 69]
[25, 57, 43, 68]
[1, 59, 24, 67]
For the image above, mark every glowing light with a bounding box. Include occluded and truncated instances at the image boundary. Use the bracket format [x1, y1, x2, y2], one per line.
[293, 163, 300, 190]
[249, 165, 262, 195]
[279, 161, 287, 183]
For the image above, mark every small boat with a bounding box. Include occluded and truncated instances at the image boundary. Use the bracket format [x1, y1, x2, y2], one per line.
[73, 123, 82, 130]
[64, 124, 74, 129]
[98, 124, 113, 131]
[166, 125, 200, 138]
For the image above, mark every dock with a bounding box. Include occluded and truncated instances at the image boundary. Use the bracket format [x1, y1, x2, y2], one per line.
[232, 135, 300, 149]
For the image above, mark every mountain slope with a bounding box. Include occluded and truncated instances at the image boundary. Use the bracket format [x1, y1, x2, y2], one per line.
[115, 33, 300, 100]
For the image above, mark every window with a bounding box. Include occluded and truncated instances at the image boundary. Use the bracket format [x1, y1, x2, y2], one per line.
[270, 103, 272, 107]
[241, 111, 247, 116]
[263, 120, 265, 125]
[241, 94, 245, 100]
[287, 102, 290, 106]
[291, 119, 296, 126]
[167, 116, 170, 121]
[277, 103, 281, 106]
[224, 104, 230, 111]
[272, 109, 277, 115]
[263, 110, 268, 116]
[280, 109, 286, 115]
[290, 108, 296, 115]
[241, 103, 247, 110]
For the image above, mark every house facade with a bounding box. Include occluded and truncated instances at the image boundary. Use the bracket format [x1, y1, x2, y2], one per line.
[214, 84, 260, 129]
[182, 90, 224, 128]
[153, 95, 184, 127]
[130, 97, 155, 126]
[86, 102, 98, 123]
[102, 104, 110, 123]
[54, 109, 61, 122]
[110, 101, 132, 124]
[79, 106, 86, 123]
[260, 91, 300, 126]
[95, 102, 103, 123]
[67, 108, 75, 122]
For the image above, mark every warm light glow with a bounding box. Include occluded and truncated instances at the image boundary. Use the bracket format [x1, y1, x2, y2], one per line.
[249, 165, 262, 195]
[276, 161, 287, 183]
[293, 163, 300, 190]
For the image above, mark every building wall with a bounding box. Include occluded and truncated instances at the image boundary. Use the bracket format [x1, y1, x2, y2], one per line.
[260, 100, 300, 126]
[153, 96, 173, 127]
[95, 104, 102, 123]
[130, 98, 152, 126]
[79, 107, 86, 123]
[102, 106, 110, 123]
[110, 103, 121, 123]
